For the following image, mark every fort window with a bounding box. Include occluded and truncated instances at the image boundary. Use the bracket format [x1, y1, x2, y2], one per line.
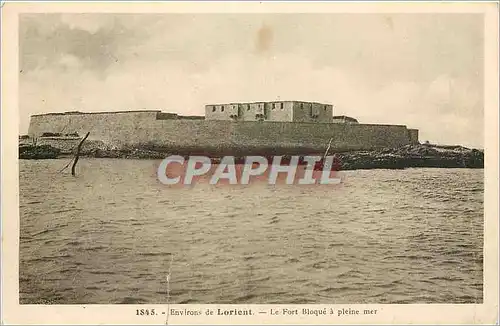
[300, 103, 304, 110]
[211, 106, 215, 112]
[280, 103, 283, 110]
[246, 105, 250, 111]
[221, 106, 225, 112]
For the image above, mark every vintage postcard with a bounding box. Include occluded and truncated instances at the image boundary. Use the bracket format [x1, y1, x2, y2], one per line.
[1, 1, 499, 325]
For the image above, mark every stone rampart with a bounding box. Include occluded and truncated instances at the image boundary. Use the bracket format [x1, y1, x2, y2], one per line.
[28, 111, 418, 155]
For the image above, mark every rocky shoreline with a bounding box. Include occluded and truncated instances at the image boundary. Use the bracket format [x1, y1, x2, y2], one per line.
[19, 144, 61, 160]
[19, 143, 484, 170]
[335, 144, 484, 170]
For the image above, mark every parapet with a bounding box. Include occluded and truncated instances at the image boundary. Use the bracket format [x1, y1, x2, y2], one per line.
[31, 110, 162, 117]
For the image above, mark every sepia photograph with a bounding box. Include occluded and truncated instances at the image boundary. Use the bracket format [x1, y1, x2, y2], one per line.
[2, 2, 499, 325]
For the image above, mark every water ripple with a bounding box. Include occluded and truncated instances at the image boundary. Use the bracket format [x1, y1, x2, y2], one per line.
[19, 160, 484, 304]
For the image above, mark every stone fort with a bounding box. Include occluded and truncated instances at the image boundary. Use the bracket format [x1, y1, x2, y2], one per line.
[27, 100, 419, 155]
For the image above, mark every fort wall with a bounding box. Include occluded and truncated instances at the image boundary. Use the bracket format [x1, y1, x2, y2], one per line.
[292, 102, 333, 123]
[264, 102, 294, 122]
[28, 111, 418, 155]
[205, 101, 333, 123]
[28, 111, 160, 144]
[408, 129, 419, 144]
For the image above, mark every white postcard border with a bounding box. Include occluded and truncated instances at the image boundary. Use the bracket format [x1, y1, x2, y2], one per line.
[1, 2, 498, 325]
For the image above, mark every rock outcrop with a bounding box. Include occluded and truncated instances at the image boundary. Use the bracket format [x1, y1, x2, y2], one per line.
[19, 140, 484, 170]
[19, 144, 61, 159]
[336, 144, 483, 170]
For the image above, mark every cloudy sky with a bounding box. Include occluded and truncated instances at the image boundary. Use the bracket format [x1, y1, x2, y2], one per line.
[19, 13, 484, 147]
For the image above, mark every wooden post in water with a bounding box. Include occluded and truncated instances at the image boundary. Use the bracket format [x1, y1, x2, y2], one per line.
[323, 137, 334, 161]
[71, 132, 90, 176]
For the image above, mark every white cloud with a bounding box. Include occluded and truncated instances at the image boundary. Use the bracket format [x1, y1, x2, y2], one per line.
[59, 14, 112, 34]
